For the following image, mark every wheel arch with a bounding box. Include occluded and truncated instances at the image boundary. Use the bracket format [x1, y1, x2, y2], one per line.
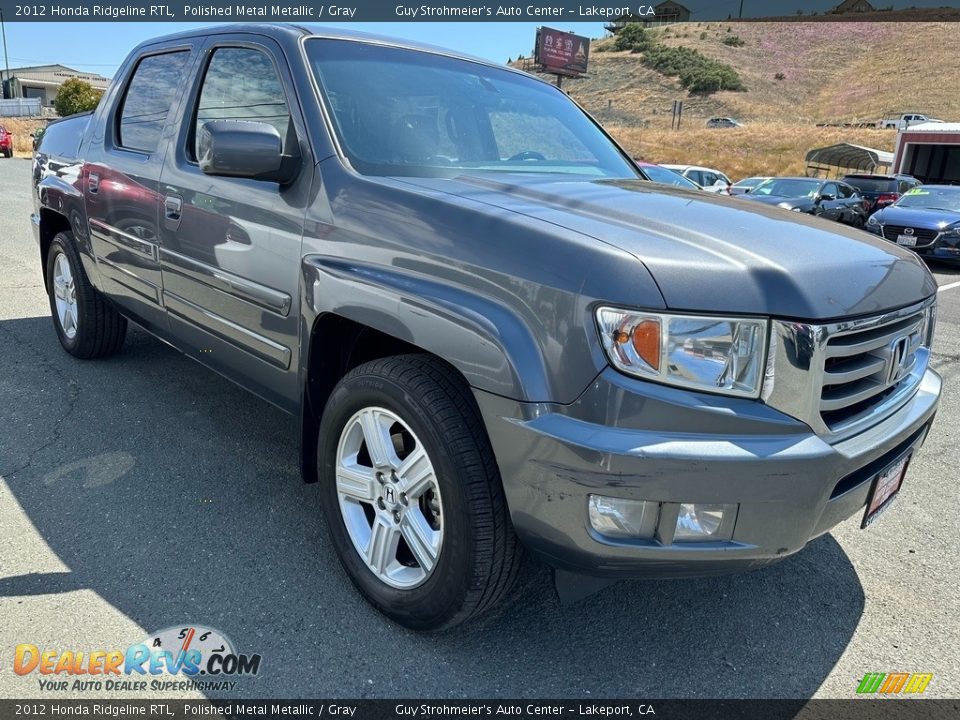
[38, 208, 73, 288]
[298, 312, 475, 484]
[296, 256, 549, 484]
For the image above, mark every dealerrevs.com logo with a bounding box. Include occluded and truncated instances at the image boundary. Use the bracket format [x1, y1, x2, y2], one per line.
[14, 625, 261, 693]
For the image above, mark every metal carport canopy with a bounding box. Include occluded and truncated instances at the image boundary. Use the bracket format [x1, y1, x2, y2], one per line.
[805, 143, 895, 176]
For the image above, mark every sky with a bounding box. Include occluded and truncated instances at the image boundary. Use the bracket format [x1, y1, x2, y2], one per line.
[1, 0, 957, 76]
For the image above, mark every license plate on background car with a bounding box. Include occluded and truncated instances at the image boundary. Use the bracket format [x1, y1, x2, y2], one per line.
[862, 453, 911, 528]
[897, 235, 917, 247]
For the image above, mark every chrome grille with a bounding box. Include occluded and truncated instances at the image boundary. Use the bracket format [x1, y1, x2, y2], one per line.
[820, 312, 925, 430]
[764, 298, 934, 442]
[881, 225, 939, 245]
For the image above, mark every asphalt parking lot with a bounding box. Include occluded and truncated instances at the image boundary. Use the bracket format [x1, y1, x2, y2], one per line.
[1, 157, 958, 700]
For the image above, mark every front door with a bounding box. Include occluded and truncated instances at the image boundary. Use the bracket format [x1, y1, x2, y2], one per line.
[156, 34, 313, 412]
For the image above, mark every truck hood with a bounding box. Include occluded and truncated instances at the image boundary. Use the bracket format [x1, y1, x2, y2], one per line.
[398, 174, 936, 320]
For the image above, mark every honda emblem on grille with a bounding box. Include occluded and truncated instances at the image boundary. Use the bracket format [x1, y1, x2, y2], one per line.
[886, 336, 911, 384]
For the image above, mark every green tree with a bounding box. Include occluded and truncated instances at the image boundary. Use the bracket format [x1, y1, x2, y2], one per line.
[613, 23, 652, 52]
[53, 78, 103, 117]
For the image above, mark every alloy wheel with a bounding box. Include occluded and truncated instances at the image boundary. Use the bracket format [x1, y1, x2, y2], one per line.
[335, 407, 443, 589]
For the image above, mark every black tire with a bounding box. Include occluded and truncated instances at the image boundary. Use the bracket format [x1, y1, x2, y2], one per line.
[46, 232, 127, 359]
[317, 354, 522, 631]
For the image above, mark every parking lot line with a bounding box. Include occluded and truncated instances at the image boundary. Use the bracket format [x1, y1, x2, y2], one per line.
[937, 280, 960, 293]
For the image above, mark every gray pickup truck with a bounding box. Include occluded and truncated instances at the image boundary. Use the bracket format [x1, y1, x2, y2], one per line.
[32, 24, 940, 630]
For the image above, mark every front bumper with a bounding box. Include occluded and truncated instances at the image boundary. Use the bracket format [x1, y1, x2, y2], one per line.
[477, 366, 940, 578]
[867, 224, 960, 261]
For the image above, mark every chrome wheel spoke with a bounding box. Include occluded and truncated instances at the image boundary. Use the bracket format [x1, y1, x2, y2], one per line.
[399, 446, 435, 500]
[359, 409, 398, 469]
[53, 279, 67, 301]
[400, 511, 439, 573]
[366, 517, 399, 576]
[336, 461, 378, 502]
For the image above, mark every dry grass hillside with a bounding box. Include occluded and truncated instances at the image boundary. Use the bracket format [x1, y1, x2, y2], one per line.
[611, 123, 894, 180]
[558, 22, 960, 127]
[510, 21, 960, 181]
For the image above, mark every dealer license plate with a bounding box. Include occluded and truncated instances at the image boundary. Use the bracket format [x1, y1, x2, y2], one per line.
[897, 234, 917, 247]
[862, 453, 910, 528]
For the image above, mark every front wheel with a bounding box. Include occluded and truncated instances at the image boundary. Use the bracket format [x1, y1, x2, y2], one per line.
[317, 355, 522, 630]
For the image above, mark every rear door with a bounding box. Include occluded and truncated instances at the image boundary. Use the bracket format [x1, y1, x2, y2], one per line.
[84, 44, 199, 334]
[156, 33, 313, 412]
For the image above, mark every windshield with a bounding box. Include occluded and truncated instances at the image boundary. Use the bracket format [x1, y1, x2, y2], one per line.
[641, 164, 699, 188]
[305, 39, 639, 179]
[894, 187, 960, 211]
[733, 177, 765, 188]
[752, 178, 821, 197]
[844, 177, 896, 193]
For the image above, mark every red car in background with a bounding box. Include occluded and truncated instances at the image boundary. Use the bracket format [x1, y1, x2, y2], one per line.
[0, 126, 13, 158]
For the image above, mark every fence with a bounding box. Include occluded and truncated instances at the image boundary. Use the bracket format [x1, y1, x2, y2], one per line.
[0, 98, 42, 117]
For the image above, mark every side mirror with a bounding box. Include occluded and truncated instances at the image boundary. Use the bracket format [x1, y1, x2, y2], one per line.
[817, 193, 835, 202]
[197, 120, 299, 184]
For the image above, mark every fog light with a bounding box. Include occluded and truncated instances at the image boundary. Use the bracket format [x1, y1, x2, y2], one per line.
[588, 495, 658, 539]
[674, 503, 736, 541]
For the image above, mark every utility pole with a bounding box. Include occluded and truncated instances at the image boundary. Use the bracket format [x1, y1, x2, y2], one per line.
[0, 10, 11, 100]
[738, 0, 745, 18]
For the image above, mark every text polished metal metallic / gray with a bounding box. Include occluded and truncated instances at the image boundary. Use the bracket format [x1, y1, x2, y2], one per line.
[763, 297, 935, 443]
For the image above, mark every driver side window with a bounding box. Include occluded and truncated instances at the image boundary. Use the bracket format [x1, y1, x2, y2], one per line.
[822, 183, 839, 198]
[191, 46, 291, 161]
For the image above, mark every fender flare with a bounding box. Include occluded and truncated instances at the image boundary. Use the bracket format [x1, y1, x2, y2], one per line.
[301, 255, 552, 402]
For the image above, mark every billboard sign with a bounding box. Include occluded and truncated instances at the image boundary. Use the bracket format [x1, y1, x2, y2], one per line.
[535, 27, 590, 77]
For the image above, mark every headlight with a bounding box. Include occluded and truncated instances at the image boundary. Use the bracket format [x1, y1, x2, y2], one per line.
[866, 214, 880, 226]
[596, 308, 768, 398]
[943, 223, 960, 236]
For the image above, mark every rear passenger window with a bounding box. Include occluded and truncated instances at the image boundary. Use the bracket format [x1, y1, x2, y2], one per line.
[118, 51, 190, 153]
[192, 47, 290, 160]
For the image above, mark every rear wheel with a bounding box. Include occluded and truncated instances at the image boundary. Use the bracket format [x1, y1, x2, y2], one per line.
[46, 232, 127, 358]
[317, 354, 522, 630]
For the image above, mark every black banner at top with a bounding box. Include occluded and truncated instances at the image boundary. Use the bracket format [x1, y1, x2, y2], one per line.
[1, 0, 960, 22]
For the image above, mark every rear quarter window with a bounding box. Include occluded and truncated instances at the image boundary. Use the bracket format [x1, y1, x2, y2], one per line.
[117, 51, 190, 153]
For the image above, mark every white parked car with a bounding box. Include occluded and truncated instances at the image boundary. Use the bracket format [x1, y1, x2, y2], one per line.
[661, 165, 732, 194]
[706, 117, 743, 128]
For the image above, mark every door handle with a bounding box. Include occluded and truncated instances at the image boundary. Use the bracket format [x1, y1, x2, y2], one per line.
[164, 195, 183, 229]
[87, 173, 99, 194]
[164, 195, 182, 219]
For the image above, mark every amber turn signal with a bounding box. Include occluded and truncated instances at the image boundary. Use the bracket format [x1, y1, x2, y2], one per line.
[630, 319, 661, 371]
